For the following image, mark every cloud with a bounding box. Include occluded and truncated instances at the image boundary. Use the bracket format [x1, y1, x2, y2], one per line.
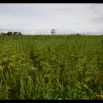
[90, 4, 103, 16]
[0, 4, 103, 34]
[90, 16, 103, 23]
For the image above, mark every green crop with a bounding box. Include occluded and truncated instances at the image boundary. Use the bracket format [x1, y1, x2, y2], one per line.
[0, 34, 103, 100]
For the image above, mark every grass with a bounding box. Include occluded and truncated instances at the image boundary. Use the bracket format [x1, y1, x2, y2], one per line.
[0, 34, 103, 99]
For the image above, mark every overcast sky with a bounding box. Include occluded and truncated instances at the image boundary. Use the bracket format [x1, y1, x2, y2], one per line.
[0, 3, 103, 35]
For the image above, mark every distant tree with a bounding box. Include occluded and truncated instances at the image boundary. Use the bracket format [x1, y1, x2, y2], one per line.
[76, 33, 81, 36]
[51, 29, 56, 35]
[0, 32, 4, 36]
[7, 31, 12, 36]
[0, 31, 23, 36]
[13, 32, 18, 35]
[18, 32, 22, 35]
[1, 32, 6, 36]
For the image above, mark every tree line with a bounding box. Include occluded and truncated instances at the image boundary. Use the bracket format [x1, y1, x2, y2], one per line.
[0, 31, 22, 36]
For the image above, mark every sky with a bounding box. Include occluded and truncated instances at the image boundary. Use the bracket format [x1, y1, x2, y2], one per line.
[0, 3, 103, 35]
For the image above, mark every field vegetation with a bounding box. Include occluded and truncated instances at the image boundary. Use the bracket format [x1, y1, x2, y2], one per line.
[0, 33, 103, 99]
